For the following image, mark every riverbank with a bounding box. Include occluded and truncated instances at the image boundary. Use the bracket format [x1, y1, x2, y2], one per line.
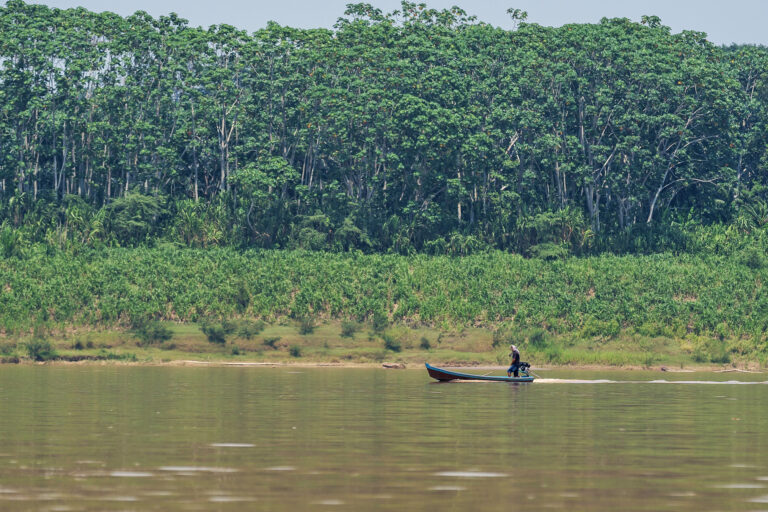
[2, 248, 767, 367]
[0, 320, 764, 370]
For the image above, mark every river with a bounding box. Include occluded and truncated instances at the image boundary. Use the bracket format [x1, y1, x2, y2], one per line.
[0, 366, 766, 511]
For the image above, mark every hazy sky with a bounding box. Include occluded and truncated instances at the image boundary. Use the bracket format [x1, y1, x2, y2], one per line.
[19, 0, 768, 46]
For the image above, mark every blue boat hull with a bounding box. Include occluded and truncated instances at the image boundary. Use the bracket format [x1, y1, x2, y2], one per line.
[425, 363, 535, 382]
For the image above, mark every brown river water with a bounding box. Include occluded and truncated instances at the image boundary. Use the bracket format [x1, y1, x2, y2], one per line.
[0, 366, 767, 511]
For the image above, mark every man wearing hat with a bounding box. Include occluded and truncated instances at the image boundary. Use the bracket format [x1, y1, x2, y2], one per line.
[508, 344, 521, 377]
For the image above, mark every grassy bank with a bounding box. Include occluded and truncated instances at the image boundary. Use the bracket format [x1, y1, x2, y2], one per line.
[1, 248, 767, 366]
[0, 321, 757, 369]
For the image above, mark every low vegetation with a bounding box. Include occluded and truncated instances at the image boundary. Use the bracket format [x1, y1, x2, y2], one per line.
[132, 320, 173, 347]
[0, 247, 766, 367]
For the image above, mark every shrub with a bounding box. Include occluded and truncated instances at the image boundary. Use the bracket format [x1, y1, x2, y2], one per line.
[420, 336, 431, 350]
[581, 318, 620, 339]
[542, 346, 563, 364]
[524, 327, 549, 348]
[133, 320, 173, 346]
[234, 284, 251, 312]
[231, 345, 242, 355]
[714, 322, 728, 341]
[383, 334, 402, 352]
[200, 322, 228, 344]
[238, 320, 266, 340]
[642, 353, 657, 368]
[298, 317, 315, 335]
[740, 247, 765, 269]
[371, 350, 387, 362]
[341, 320, 359, 338]
[24, 338, 57, 362]
[528, 242, 568, 260]
[372, 310, 389, 332]
[692, 338, 730, 364]
[492, 329, 510, 348]
[263, 336, 281, 349]
[637, 322, 665, 338]
[0, 224, 24, 259]
[71, 339, 84, 350]
[99, 350, 137, 362]
[221, 320, 238, 335]
[102, 192, 165, 246]
[0, 342, 16, 355]
[289, 345, 302, 357]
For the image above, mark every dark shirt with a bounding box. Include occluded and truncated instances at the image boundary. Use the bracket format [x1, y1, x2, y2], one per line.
[510, 349, 520, 365]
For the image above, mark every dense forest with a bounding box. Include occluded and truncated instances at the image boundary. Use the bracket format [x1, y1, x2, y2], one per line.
[1, 1, 768, 255]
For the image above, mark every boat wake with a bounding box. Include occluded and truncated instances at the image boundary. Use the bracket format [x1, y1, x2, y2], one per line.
[536, 378, 768, 385]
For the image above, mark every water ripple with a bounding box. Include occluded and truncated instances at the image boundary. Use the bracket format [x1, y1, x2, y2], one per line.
[435, 471, 507, 478]
[537, 379, 768, 385]
[158, 466, 237, 473]
[109, 471, 154, 478]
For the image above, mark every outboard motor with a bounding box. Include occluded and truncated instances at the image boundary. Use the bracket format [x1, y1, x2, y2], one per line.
[519, 362, 531, 377]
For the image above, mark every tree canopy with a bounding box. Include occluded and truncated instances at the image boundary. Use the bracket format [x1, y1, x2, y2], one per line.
[1, 1, 767, 255]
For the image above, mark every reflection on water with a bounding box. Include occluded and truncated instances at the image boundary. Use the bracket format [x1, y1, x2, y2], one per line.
[0, 366, 766, 511]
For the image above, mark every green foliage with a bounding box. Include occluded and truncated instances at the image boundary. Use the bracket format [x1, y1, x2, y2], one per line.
[529, 243, 569, 261]
[234, 285, 251, 313]
[0, 224, 24, 259]
[524, 328, 550, 348]
[98, 350, 137, 362]
[642, 353, 658, 368]
[420, 336, 431, 350]
[492, 329, 510, 348]
[383, 334, 402, 352]
[0, 246, 767, 361]
[102, 193, 166, 247]
[263, 336, 281, 349]
[289, 345, 302, 357]
[237, 320, 266, 340]
[1, 2, 767, 257]
[739, 248, 765, 269]
[691, 338, 731, 364]
[220, 320, 239, 336]
[298, 317, 316, 335]
[372, 310, 389, 333]
[340, 320, 359, 338]
[200, 322, 228, 345]
[24, 338, 57, 362]
[542, 346, 564, 364]
[132, 320, 173, 346]
[580, 318, 620, 340]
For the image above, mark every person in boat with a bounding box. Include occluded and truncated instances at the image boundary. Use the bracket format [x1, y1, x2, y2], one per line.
[508, 344, 521, 377]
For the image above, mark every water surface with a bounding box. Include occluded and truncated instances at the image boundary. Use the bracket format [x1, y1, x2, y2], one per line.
[0, 366, 766, 511]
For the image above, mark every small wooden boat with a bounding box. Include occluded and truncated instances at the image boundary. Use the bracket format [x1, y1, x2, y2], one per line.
[425, 363, 535, 382]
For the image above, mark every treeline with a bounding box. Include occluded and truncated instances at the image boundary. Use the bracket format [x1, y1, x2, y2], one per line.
[1, 1, 768, 254]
